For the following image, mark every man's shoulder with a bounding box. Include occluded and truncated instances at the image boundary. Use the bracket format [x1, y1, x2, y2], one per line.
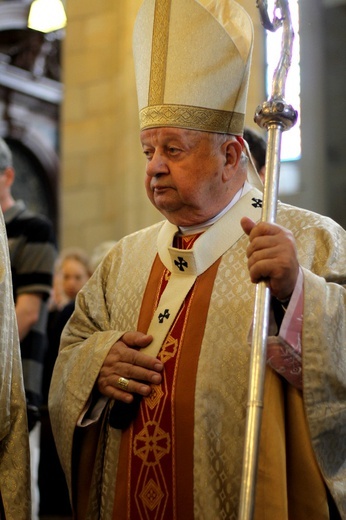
[93, 221, 165, 282]
[17, 205, 52, 227]
[120, 220, 165, 247]
[277, 201, 344, 234]
[6, 202, 55, 243]
[101, 221, 164, 268]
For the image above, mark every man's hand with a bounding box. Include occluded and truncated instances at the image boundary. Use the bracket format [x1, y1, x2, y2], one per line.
[241, 217, 299, 301]
[97, 331, 163, 403]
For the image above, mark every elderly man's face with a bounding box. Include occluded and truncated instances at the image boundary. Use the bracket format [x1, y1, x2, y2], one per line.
[141, 127, 243, 227]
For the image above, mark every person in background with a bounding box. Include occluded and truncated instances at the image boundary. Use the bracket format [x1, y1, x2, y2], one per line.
[57, 247, 92, 303]
[0, 205, 31, 518]
[39, 247, 91, 519]
[0, 137, 56, 520]
[49, 1, 346, 519]
[243, 127, 267, 182]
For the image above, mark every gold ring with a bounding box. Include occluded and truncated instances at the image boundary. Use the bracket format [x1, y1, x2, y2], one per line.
[116, 376, 130, 391]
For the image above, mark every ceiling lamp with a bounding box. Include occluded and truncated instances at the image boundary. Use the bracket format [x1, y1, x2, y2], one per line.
[28, 0, 67, 33]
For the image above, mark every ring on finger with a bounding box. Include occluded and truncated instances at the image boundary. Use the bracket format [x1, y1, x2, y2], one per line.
[116, 376, 130, 391]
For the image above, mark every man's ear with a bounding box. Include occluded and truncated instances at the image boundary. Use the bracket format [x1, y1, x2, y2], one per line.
[223, 138, 243, 169]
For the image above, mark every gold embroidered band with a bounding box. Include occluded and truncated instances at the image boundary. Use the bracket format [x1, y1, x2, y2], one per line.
[149, 0, 172, 106]
[139, 104, 245, 135]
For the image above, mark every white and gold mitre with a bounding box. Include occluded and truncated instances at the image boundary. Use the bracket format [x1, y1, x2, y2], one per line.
[133, 0, 254, 135]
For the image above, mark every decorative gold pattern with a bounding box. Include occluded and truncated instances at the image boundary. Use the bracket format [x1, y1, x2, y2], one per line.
[134, 421, 171, 465]
[139, 478, 164, 511]
[149, 0, 171, 105]
[140, 104, 244, 134]
[146, 384, 164, 411]
[159, 333, 178, 364]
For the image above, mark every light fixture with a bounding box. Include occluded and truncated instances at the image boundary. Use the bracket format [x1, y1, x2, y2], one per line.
[27, 0, 67, 33]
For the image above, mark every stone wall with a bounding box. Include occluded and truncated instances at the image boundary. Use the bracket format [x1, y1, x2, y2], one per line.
[61, 0, 154, 252]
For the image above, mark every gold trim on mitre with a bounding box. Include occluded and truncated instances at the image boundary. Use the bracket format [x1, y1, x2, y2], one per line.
[148, 0, 171, 106]
[133, 0, 253, 135]
[140, 104, 245, 134]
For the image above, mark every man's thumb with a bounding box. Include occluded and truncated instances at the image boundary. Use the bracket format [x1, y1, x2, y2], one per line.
[241, 216, 256, 236]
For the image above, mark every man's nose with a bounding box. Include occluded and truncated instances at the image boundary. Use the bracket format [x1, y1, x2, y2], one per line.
[146, 151, 169, 177]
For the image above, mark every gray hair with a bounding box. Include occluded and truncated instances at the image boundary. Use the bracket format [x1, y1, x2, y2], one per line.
[0, 138, 13, 171]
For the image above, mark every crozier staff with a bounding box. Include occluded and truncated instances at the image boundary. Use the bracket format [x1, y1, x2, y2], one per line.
[49, 1, 346, 519]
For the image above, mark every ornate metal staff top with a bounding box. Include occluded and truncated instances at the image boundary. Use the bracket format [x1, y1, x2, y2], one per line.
[238, 2, 298, 519]
[255, 0, 298, 132]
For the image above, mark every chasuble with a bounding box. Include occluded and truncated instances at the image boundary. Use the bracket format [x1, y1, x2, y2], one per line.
[49, 190, 346, 519]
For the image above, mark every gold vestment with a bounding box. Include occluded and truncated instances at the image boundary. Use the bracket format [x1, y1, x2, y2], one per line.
[0, 210, 31, 519]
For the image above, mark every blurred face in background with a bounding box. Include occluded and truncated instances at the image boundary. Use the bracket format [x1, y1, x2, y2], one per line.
[61, 258, 90, 301]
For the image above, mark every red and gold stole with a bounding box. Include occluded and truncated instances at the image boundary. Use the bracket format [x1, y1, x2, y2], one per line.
[113, 234, 221, 520]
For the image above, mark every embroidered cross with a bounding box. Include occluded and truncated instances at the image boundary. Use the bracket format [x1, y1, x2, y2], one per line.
[252, 197, 263, 208]
[174, 256, 188, 272]
[158, 309, 170, 323]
